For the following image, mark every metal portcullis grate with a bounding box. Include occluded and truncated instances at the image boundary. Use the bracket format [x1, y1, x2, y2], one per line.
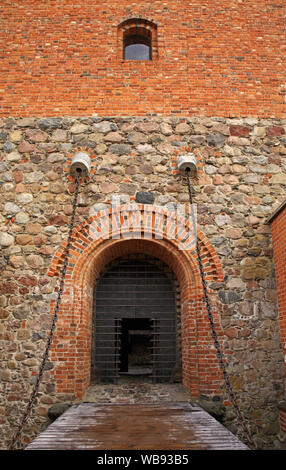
[92, 259, 177, 383]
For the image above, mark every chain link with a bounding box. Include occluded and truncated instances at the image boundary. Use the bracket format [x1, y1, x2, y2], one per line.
[8, 175, 81, 450]
[185, 170, 257, 450]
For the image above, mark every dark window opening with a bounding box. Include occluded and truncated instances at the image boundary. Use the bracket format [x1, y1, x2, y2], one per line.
[123, 27, 152, 60]
[124, 43, 151, 61]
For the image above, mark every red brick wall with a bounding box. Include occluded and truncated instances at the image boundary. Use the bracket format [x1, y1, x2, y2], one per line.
[271, 205, 286, 434]
[270, 205, 286, 382]
[1, 0, 285, 118]
[280, 408, 286, 434]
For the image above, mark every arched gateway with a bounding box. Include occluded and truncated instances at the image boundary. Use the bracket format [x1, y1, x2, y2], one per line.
[48, 204, 224, 400]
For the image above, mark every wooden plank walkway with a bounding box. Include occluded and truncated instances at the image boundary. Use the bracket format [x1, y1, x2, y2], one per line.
[26, 402, 248, 450]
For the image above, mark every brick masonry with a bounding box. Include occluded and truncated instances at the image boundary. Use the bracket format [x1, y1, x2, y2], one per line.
[270, 204, 286, 367]
[269, 203, 286, 436]
[0, 0, 285, 118]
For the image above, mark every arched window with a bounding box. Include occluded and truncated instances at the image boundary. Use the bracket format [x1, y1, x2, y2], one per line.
[118, 18, 158, 61]
[124, 27, 152, 60]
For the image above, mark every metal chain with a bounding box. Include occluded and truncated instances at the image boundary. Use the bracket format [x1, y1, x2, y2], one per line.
[185, 170, 257, 450]
[8, 175, 81, 450]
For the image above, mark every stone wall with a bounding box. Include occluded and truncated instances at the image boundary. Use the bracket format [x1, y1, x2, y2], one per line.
[1, 114, 286, 449]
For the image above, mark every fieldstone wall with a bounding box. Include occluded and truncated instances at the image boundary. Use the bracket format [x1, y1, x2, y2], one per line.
[1, 115, 286, 449]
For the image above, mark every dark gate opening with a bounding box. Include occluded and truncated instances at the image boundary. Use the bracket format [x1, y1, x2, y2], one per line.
[92, 255, 180, 384]
[119, 318, 152, 376]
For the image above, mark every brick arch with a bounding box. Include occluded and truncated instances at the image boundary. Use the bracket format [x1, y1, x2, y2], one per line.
[116, 17, 160, 28]
[48, 204, 224, 400]
[117, 18, 158, 60]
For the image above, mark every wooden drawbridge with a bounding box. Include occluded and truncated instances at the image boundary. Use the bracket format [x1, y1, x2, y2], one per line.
[26, 402, 248, 450]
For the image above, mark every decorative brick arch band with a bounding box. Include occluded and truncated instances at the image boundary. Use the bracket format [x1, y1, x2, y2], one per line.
[48, 204, 224, 400]
[117, 18, 159, 60]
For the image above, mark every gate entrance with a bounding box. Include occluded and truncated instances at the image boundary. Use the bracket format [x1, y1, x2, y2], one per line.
[49, 206, 225, 399]
[92, 256, 179, 383]
[119, 318, 153, 376]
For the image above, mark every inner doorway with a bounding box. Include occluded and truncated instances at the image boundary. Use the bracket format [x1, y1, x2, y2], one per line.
[92, 255, 180, 384]
[119, 318, 153, 376]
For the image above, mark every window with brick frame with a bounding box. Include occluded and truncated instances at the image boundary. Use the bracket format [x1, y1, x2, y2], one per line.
[118, 18, 158, 61]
